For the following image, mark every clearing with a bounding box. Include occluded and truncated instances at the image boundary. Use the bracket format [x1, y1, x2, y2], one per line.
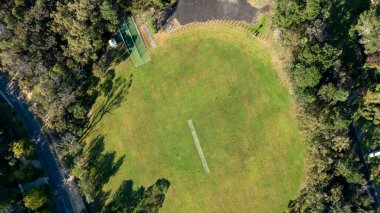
[87, 25, 305, 212]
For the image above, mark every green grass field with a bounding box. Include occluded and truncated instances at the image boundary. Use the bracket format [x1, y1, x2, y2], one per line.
[87, 25, 305, 212]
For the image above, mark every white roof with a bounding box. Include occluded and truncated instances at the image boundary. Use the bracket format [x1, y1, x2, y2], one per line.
[369, 151, 380, 157]
[108, 38, 117, 47]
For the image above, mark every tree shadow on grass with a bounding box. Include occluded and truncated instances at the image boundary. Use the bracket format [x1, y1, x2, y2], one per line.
[103, 178, 171, 213]
[76, 135, 125, 205]
[83, 135, 171, 213]
[80, 72, 133, 139]
[85, 135, 125, 191]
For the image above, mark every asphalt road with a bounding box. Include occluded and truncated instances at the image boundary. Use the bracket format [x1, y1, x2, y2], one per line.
[347, 92, 379, 210]
[0, 73, 86, 213]
[349, 122, 379, 210]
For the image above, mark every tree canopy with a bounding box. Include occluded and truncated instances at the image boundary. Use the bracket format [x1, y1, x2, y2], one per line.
[274, 0, 378, 211]
[357, 3, 380, 54]
[23, 187, 48, 211]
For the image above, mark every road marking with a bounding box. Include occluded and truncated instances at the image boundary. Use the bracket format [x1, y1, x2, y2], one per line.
[187, 119, 210, 173]
[0, 91, 14, 109]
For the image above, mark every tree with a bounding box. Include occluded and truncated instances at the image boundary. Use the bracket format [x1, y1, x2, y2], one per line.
[336, 162, 365, 185]
[12, 164, 36, 182]
[293, 64, 322, 88]
[106, 178, 170, 213]
[10, 140, 31, 159]
[52, 0, 103, 64]
[298, 44, 340, 71]
[23, 187, 48, 211]
[295, 88, 317, 103]
[359, 88, 380, 124]
[356, 3, 380, 54]
[0, 200, 24, 213]
[321, 107, 351, 131]
[56, 132, 81, 157]
[135, 178, 171, 213]
[129, 0, 174, 13]
[71, 160, 96, 203]
[367, 51, 380, 66]
[318, 83, 349, 104]
[100, 0, 118, 26]
[273, 0, 306, 29]
[305, 19, 326, 42]
[303, 0, 323, 20]
[68, 103, 87, 120]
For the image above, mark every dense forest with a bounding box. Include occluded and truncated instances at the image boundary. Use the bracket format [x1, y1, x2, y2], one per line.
[274, 0, 380, 211]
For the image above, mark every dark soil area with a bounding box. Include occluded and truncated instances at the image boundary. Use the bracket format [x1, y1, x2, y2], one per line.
[168, 0, 270, 25]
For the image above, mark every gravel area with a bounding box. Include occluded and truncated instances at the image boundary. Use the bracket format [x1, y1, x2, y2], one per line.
[168, 0, 270, 25]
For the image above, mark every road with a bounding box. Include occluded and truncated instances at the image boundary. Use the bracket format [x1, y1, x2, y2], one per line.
[347, 91, 379, 211]
[0, 73, 86, 213]
[349, 122, 379, 211]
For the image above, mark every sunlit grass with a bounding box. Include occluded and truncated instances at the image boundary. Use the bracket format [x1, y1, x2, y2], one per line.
[87, 25, 305, 213]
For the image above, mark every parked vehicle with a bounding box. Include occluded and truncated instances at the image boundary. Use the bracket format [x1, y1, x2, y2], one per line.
[369, 151, 380, 158]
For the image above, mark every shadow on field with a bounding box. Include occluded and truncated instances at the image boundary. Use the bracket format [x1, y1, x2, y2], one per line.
[82, 136, 171, 212]
[103, 178, 171, 213]
[95, 45, 130, 75]
[81, 71, 133, 139]
[84, 135, 125, 196]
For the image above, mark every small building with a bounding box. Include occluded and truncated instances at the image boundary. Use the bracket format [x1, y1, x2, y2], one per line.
[108, 38, 118, 48]
[369, 151, 380, 158]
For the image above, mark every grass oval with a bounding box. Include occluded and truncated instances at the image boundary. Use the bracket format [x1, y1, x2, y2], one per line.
[89, 25, 305, 213]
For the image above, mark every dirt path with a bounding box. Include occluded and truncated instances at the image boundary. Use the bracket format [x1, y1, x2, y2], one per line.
[168, 0, 270, 25]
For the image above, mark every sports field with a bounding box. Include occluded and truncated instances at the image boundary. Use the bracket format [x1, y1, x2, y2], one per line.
[88, 25, 305, 212]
